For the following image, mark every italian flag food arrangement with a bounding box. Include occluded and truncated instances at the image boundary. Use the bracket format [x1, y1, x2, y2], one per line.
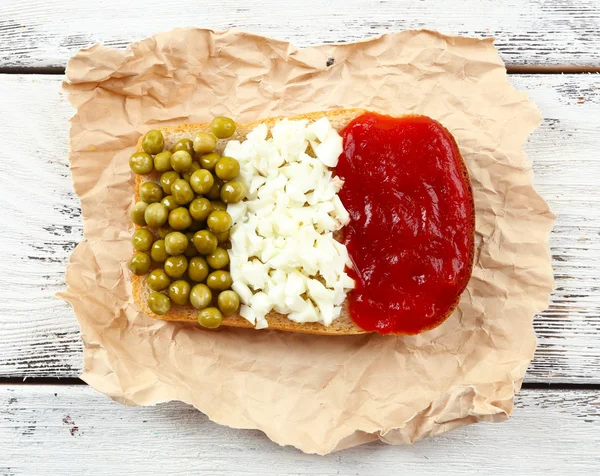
[130, 110, 474, 337]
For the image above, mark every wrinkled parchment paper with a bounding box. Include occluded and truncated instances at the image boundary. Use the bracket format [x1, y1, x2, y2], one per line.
[59, 28, 555, 454]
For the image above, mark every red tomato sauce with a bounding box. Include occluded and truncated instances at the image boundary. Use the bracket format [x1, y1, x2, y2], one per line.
[336, 112, 474, 334]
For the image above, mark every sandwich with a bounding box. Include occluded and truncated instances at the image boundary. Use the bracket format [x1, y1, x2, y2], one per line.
[128, 109, 475, 335]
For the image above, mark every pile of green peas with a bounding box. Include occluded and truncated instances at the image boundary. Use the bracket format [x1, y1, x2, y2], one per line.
[128, 117, 244, 329]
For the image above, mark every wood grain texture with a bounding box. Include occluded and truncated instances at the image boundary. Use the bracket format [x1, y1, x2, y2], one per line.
[0, 385, 599, 474]
[0, 76, 82, 378]
[1, 0, 600, 69]
[0, 74, 599, 382]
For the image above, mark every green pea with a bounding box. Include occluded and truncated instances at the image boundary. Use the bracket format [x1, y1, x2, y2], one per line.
[168, 207, 192, 230]
[159, 171, 180, 195]
[147, 269, 171, 291]
[193, 230, 218, 255]
[151, 239, 168, 262]
[206, 270, 233, 291]
[142, 129, 165, 155]
[129, 252, 151, 275]
[210, 117, 236, 139]
[132, 228, 154, 252]
[140, 182, 164, 204]
[164, 231, 188, 256]
[171, 150, 193, 173]
[198, 307, 223, 328]
[130, 201, 149, 226]
[190, 169, 215, 195]
[172, 138, 194, 155]
[147, 292, 171, 315]
[171, 179, 194, 205]
[129, 152, 153, 175]
[189, 197, 212, 221]
[220, 180, 246, 204]
[198, 152, 220, 171]
[210, 200, 227, 211]
[190, 284, 212, 310]
[144, 202, 169, 227]
[193, 132, 217, 154]
[154, 151, 173, 172]
[215, 156, 240, 181]
[160, 195, 178, 212]
[206, 177, 224, 200]
[218, 290, 240, 315]
[168, 280, 191, 305]
[188, 256, 209, 282]
[164, 255, 188, 278]
[207, 210, 232, 233]
[206, 247, 229, 270]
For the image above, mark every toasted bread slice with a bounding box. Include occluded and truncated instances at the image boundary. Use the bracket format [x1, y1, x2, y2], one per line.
[132, 109, 474, 335]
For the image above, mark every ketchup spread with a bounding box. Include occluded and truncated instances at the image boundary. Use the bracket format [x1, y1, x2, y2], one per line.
[336, 112, 474, 334]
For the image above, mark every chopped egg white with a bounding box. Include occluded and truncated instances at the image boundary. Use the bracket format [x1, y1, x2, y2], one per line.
[225, 117, 354, 329]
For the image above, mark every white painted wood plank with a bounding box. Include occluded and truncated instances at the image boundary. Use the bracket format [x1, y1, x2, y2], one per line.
[1, 0, 600, 68]
[0, 74, 598, 382]
[0, 76, 82, 378]
[0, 385, 599, 474]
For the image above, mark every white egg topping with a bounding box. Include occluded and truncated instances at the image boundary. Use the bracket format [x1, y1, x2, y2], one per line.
[223, 117, 355, 329]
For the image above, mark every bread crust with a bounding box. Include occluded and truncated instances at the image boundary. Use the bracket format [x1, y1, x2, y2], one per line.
[132, 109, 475, 335]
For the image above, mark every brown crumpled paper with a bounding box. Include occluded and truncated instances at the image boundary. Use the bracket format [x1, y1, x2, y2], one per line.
[59, 28, 555, 454]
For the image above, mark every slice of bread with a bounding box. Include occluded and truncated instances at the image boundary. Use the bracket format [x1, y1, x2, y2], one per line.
[132, 109, 474, 335]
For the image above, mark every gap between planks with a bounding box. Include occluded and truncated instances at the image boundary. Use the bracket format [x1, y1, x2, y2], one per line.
[2, 378, 600, 391]
[1, 66, 600, 75]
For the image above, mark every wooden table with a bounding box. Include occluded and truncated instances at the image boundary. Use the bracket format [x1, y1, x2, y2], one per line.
[1, 1, 599, 474]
